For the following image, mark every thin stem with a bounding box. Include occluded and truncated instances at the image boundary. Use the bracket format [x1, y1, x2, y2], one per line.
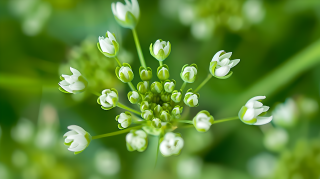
[180, 82, 187, 92]
[194, 74, 212, 93]
[154, 136, 160, 170]
[128, 82, 137, 91]
[159, 61, 163, 66]
[92, 125, 141, 140]
[132, 28, 147, 68]
[213, 116, 238, 124]
[90, 89, 100, 97]
[178, 120, 193, 124]
[114, 56, 122, 67]
[117, 102, 141, 115]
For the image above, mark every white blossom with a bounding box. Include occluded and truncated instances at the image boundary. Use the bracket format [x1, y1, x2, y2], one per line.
[59, 67, 87, 94]
[160, 132, 184, 157]
[64, 125, 91, 154]
[211, 50, 240, 77]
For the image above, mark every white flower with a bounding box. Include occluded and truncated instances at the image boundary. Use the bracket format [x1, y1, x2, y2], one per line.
[184, 90, 199, 107]
[150, 39, 171, 61]
[116, 63, 134, 83]
[210, 50, 240, 77]
[181, 64, 197, 83]
[239, 96, 273, 125]
[111, 0, 140, 29]
[64, 125, 91, 154]
[98, 31, 119, 56]
[160, 132, 184, 157]
[193, 111, 214, 132]
[116, 112, 132, 129]
[126, 130, 148, 152]
[99, 89, 119, 110]
[272, 98, 298, 128]
[59, 67, 88, 94]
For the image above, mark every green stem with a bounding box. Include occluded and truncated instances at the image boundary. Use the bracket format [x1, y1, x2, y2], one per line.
[194, 74, 212, 93]
[128, 82, 137, 91]
[159, 61, 163, 66]
[132, 28, 147, 68]
[117, 102, 141, 115]
[213, 116, 238, 124]
[92, 125, 141, 140]
[114, 56, 122, 67]
[154, 136, 160, 170]
[178, 120, 193, 124]
[180, 82, 187, 92]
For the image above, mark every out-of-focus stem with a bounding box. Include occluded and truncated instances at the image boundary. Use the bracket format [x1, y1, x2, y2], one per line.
[92, 125, 142, 139]
[194, 74, 212, 93]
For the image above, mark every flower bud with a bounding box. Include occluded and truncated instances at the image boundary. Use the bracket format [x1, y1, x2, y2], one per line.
[172, 105, 183, 119]
[115, 63, 134, 83]
[160, 111, 171, 122]
[150, 39, 171, 61]
[143, 92, 153, 102]
[180, 64, 197, 83]
[157, 65, 170, 81]
[59, 67, 88, 94]
[161, 92, 171, 102]
[193, 110, 214, 132]
[183, 89, 199, 107]
[137, 81, 149, 94]
[209, 50, 240, 79]
[160, 132, 184, 157]
[139, 67, 152, 81]
[150, 103, 157, 111]
[171, 90, 182, 103]
[152, 118, 162, 128]
[272, 98, 298, 128]
[116, 112, 132, 129]
[140, 101, 149, 112]
[164, 80, 175, 93]
[97, 31, 119, 57]
[126, 130, 148, 152]
[238, 96, 273, 125]
[127, 91, 141, 104]
[162, 103, 172, 112]
[111, 0, 140, 29]
[141, 110, 153, 120]
[98, 89, 119, 110]
[64, 125, 91, 154]
[153, 104, 163, 118]
[151, 81, 163, 93]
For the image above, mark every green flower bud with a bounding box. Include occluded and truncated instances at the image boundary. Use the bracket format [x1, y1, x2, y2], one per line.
[98, 88, 119, 110]
[183, 89, 200, 107]
[116, 112, 132, 129]
[150, 39, 171, 61]
[153, 104, 163, 118]
[161, 92, 171, 102]
[180, 64, 198, 83]
[157, 64, 170, 81]
[127, 91, 141, 104]
[171, 90, 182, 103]
[141, 110, 154, 120]
[193, 110, 214, 132]
[164, 80, 176, 93]
[111, 0, 140, 29]
[150, 103, 157, 111]
[139, 66, 152, 81]
[151, 81, 163, 93]
[160, 111, 171, 122]
[152, 118, 162, 128]
[140, 101, 149, 112]
[115, 63, 134, 83]
[143, 92, 153, 102]
[126, 130, 148, 152]
[97, 31, 119, 57]
[162, 103, 173, 112]
[172, 105, 183, 119]
[137, 81, 149, 94]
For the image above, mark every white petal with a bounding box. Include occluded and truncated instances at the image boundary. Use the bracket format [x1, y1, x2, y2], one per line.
[243, 108, 255, 121]
[163, 42, 170, 55]
[116, 2, 128, 21]
[107, 31, 116, 42]
[63, 130, 77, 137]
[67, 125, 86, 135]
[215, 66, 230, 77]
[229, 59, 240, 68]
[211, 50, 225, 62]
[254, 116, 273, 125]
[69, 81, 85, 91]
[262, 106, 270, 112]
[68, 141, 79, 149]
[59, 80, 69, 86]
[218, 58, 230, 66]
[246, 96, 266, 105]
[70, 67, 81, 76]
[153, 40, 162, 55]
[218, 52, 232, 61]
[130, 0, 140, 19]
[111, 3, 117, 17]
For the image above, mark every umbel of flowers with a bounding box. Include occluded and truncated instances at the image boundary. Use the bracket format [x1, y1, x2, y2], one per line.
[60, 0, 273, 157]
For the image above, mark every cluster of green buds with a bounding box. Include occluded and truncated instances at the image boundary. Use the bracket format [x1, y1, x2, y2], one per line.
[59, 0, 274, 159]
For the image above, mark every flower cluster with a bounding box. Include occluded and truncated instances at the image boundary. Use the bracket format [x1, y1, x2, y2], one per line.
[59, 0, 273, 156]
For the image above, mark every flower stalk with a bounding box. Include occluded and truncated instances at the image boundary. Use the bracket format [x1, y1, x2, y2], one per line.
[132, 28, 147, 68]
[117, 102, 142, 115]
[194, 74, 212, 93]
[92, 125, 142, 140]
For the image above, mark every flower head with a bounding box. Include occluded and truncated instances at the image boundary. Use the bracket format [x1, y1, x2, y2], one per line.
[160, 132, 184, 157]
[193, 110, 214, 132]
[98, 89, 119, 110]
[210, 50, 240, 79]
[64, 125, 91, 154]
[238, 96, 273, 125]
[97, 31, 119, 57]
[150, 39, 171, 61]
[126, 130, 148, 152]
[116, 112, 132, 129]
[111, 0, 140, 29]
[181, 64, 198, 83]
[59, 67, 88, 94]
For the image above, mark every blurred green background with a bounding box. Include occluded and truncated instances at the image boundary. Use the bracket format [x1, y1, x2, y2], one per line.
[1, 0, 320, 178]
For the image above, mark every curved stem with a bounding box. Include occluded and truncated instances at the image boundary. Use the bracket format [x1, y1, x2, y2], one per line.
[128, 82, 137, 91]
[194, 74, 212, 93]
[117, 102, 141, 115]
[92, 125, 142, 140]
[114, 57, 122, 67]
[154, 135, 160, 170]
[132, 29, 147, 68]
[180, 82, 187, 92]
[178, 120, 193, 124]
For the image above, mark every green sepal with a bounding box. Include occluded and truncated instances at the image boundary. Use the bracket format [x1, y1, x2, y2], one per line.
[180, 63, 198, 83]
[238, 106, 257, 125]
[137, 81, 149, 94]
[60, 76, 65, 81]
[116, 63, 134, 83]
[101, 106, 114, 110]
[127, 90, 142, 104]
[209, 61, 233, 79]
[114, 11, 138, 29]
[151, 81, 163, 93]
[139, 66, 153, 81]
[59, 87, 71, 94]
[140, 101, 149, 112]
